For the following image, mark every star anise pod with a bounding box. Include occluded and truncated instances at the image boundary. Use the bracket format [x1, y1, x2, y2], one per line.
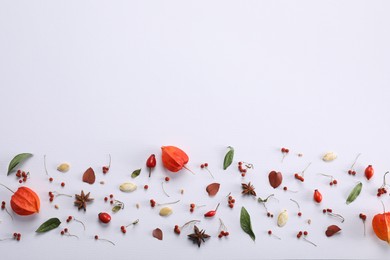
[242, 182, 256, 196]
[74, 190, 93, 211]
[188, 225, 210, 248]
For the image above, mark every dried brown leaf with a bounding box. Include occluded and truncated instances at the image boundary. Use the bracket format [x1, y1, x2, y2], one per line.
[152, 228, 163, 240]
[206, 183, 220, 196]
[325, 225, 341, 237]
[268, 171, 283, 189]
[82, 167, 96, 184]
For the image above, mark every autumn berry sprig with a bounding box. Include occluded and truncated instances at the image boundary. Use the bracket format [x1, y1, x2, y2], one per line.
[0, 232, 21, 242]
[267, 230, 281, 240]
[227, 193, 236, 208]
[348, 153, 361, 176]
[296, 231, 317, 247]
[282, 186, 298, 193]
[322, 208, 345, 223]
[150, 199, 180, 208]
[44, 155, 54, 182]
[377, 171, 389, 197]
[290, 199, 302, 217]
[359, 213, 367, 236]
[281, 147, 290, 162]
[174, 220, 201, 235]
[217, 218, 230, 238]
[66, 216, 86, 231]
[15, 170, 29, 184]
[320, 173, 338, 186]
[94, 235, 115, 246]
[120, 219, 139, 234]
[48, 191, 72, 202]
[200, 163, 214, 179]
[238, 162, 254, 177]
[1, 201, 13, 220]
[189, 203, 205, 213]
[102, 154, 111, 174]
[258, 194, 276, 218]
[60, 228, 79, 239]
[294, 163, 312, 182]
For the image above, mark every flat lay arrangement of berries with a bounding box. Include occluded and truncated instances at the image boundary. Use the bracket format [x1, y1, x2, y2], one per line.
[0, 146, 390, 248]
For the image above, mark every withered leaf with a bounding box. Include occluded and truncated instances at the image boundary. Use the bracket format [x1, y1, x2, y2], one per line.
[325, 225, 341, 237]
[152, 228, 163, 240]
[268, 171, 283, 189]
[82, 167, 96, 184]
[206, 183, 220, 196]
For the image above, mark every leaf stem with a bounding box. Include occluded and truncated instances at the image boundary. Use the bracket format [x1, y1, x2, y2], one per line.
[73, 218, 86, 231]
[301, 162, 312, 177]
[303, 237, 317, 247]
[44, 155, 49, 176]
[350, 153, 361, 170]
[181, 219, 200, 229]
[327, 212, 345, 223]
[156, 199, 180, 206]
[290, 199, 301, 211]
[0, 183, 14, 194]
[161, 182, 170, 197]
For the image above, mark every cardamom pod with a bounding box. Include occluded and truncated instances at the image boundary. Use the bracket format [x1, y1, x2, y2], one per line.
[277, 210, 288, 227]
[322, 152, 337, 162]
[119, 182, 137, 192]
[159, 207, 173, 216]
[57, 163, 70, 172]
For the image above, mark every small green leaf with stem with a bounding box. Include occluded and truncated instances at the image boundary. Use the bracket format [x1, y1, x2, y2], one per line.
[346, 182, 363, 204]
[36, 218, 61, 233]
[223, 146, 234, 170]
[240, 207, 255, 241]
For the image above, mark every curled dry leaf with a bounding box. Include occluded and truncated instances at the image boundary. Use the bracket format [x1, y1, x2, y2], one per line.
[159, 207, 173, 216]
[152, 228, 163, 240]
[82, 167, 95, 184]
[119, 182, 137, 192]
[277, 210, 288, 227]
[206, 183, 220, 196]
[325, 225, 341, 237]
[322, 152, 337, 162]
[57, 163, 70, 172]
[268, 171, 283, 189]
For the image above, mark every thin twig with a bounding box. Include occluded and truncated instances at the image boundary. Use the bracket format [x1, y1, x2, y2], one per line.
[44, 155, 49, 176]
[350, 153, 361, 170]
[161, 182, 170, 197]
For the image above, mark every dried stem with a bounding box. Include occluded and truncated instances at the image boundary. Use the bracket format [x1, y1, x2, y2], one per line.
[126, 219, 140, 228]
[181, 219, 200, 229]
[98, 238, 115, 246]
[0, 237, 13, 242]
[73, 218, 86, 231]
[303, 237, 317, 247]
[108, 154, 111, 169]
[0, 184, 14, 194]
[301, 162, 312, 177]
[290, 199, 301, 212]
[161, 182, 170, 197]
[183, 166, 196, 175]
[4, 208, 14, 221]
[156, 199, 180, 206]
[350, 153, 361, 170]
[327, 212, 345, 223]
[53, 192, 72, 198]
[205, 168, 214, 179]
[44, 155, 49, 176]
[381, 171, 389, 187]
[218, 218, 227, 232]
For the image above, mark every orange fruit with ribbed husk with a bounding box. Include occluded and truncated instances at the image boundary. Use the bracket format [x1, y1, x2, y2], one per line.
[10, 186, 40, 216]
[161, 146, 189, 172]
[372, 212, 390, 244]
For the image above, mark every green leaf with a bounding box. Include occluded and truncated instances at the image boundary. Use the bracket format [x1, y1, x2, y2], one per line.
[346, 182, 363, 205]
[36, 218, 61, 233]
[131, 168, 141, 178]
[223, 146, 234, 170]
[112, 205, 122, 212]
[7, 153, 33, 175]
[240, 207, 255, 241]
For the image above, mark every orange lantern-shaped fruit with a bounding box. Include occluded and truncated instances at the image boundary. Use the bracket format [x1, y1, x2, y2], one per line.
[10, 186, 40, 216]
[161, 146, 191, 173]
[372, 211, 390, 244]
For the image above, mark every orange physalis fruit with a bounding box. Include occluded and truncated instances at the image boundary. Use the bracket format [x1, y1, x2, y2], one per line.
[372, 212, 390, 244]
[161, 146, 189, 172]
[10, 186, 40, 216]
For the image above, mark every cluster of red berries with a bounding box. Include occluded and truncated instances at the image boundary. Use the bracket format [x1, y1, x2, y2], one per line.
[60, 228, 69, 235]
[13, 232, 21, 241]
[329, 179, 338, 186]
[359, 213, 367, 221]
[66, 216, 73, 223]
[150, 199, 156, 208]
[348, 169, 357, 176]
[322, 208, 333, 214]
[15, 170, 29, 183]
[228, 195, 235, 208]
[189, 203, 196, 213]
[120, 225, 127, 234]
[102, 166, 110, 174]
[174, 225, 181, 234]
[281, 147, 290, 153]
[48, 191, 55, 202]
[104, 194, 115, 204]
[218, 230, 229, 238]
[377, 187, 387, 197]
[266, 212, 274, 218]
[200, 163, 209, 168]
[238, 162, 247, 177]
[296, 230, 308, 238]
[1, 201, 6, 210]
[294, 173, 304, 182]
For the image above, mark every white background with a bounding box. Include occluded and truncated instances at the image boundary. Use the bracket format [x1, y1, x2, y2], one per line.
[1, 1, 390, 259]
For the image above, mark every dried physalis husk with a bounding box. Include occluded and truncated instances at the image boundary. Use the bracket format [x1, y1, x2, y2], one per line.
[119, 182, 137, 192]
[159, 207, 173, 216]
[57, 163, 70, 172]
[277, 210, 288, 227]
[322, 152, 337, 162]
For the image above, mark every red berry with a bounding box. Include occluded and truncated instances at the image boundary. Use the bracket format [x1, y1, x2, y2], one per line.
[18, 180, 22, 184]
[104, 197, 108, 202]
[200, 164, 205, 168]
[68, 216, 73, 220]
[238, 162, 243, 166]
[322, 209, 326, 214]
[49, 177, 53, 182]
[98, 212, 112, 224]
[231, 199, 235, 203]
[109, 194, 114, 198]
[268, 230, 272, 235]
[190, 208, 194, 213]
[348, 170, 352, 175]
[229, 204, 234, 208]
[218, 234, 223, 238]
[298, 212, 302, 217]
[204, 163, 208, 167]
[283, 186, 287, 191]
[61, 182, 65, 187]
[94, 235, 99, 240]
[303, 231, 308, 236]
[242, 169, 247, 173]
[64, 228, 68, 232]
[144, 185, 149, 190]
[61, 231, 65, 235]
[165, 177, 170, 182]
[241, 173, 246, 177]
[333, 180, 337, 185]
[49, 197, 54, 202]
[122, 229, 127, 234]
[285, 149, 289, 153]
[110, 200, 114, 204]
[190, 203, 195, 208]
